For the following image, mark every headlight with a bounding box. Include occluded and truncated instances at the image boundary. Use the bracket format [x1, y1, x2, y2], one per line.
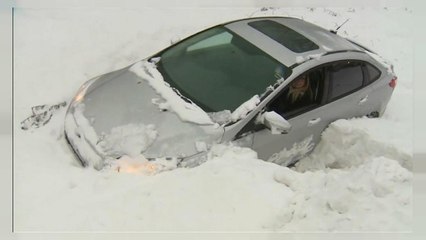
[71, 76, 100, 104]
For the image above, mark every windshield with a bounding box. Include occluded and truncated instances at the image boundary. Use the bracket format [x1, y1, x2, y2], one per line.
[157, 26, 291, 112]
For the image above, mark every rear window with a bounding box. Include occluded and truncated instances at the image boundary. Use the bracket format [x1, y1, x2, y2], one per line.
[329, 61, 364, 101]
[248, 20, 319, 53]
[365, 63, 381, 85]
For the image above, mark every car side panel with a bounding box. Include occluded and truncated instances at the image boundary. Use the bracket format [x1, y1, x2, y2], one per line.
[251, 104, 329, 165]
[223, 52, 393, 166]
[358, 73, 394, 116]
[252, 76, 370, 165]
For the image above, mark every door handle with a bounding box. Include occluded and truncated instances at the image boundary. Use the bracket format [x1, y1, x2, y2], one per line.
[359, 95, 368, 105]
[308, 118, 321, 127]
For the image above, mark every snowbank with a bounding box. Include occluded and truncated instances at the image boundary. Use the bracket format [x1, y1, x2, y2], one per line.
[275, 156, 412, 231]
[296, 119, 412, 171]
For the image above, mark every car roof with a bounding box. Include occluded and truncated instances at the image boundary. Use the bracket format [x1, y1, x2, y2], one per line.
[225, 17, 364, 67]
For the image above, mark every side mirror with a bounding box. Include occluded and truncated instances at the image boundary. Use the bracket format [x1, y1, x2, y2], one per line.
[257, 111, 292, 134]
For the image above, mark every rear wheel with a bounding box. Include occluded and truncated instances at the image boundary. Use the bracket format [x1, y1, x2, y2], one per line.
[367, 111, 380, 118]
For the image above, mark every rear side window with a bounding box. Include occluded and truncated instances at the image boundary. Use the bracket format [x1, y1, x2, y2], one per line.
[364, 63, 381, 85]
[328, 61, 364, 101]
[248, 20, 319, 53]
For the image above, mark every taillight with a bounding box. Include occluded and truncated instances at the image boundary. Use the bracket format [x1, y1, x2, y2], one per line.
[389, 76, 397, 88]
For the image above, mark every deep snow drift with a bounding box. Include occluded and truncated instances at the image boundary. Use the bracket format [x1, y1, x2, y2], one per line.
[14, 7, 413, 231]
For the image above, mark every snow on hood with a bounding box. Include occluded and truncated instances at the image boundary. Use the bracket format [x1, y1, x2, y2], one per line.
[99, 123, 158, 157]
[66, 102, 161, 168]
[130, 60, 214, 125]
[65, 64, 225, 168]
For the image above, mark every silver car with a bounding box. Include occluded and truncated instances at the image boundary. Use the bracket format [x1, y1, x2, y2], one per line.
[64, 17, 397, 169]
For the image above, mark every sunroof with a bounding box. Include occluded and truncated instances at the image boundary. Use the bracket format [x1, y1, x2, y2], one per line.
[248, 20, 319, 53]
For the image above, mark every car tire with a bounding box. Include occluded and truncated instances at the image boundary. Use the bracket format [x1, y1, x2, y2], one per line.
[367, 111, 380, 118]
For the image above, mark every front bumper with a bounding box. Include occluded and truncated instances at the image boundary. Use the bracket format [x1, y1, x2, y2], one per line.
[64, 130, 87, 167]
[64, 106, 106, 169]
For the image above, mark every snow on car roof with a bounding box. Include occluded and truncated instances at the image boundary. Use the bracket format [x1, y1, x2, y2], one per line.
[225, 17, 363, 66]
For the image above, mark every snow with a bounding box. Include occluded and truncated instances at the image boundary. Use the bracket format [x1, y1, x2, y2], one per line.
[274, 156, 412, 231]
[14, 7, 413, 232]
[268, 135, 315, 166]
[99, 123, 158, 157]
[256, 111, 292, 134]
[296, 55, 306, 64]
[207, 110, 232, 125]
[195, 141, 208, 152]
[230, 95, 260, 122]
[295, 53, 324, 64]
[296, 119, 412, 172]
[130, 60, 214, 125]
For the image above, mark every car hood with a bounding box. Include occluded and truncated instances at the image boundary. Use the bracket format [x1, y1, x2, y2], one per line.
[66, 63, 224, 165]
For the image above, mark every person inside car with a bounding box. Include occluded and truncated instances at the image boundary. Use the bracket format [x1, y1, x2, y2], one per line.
[268, 73, 314, 116]
[284, 74, 314, 111]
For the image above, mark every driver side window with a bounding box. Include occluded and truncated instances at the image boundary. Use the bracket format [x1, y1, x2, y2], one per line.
[233, 67, 325, 140]
[268, 68, 325, 119]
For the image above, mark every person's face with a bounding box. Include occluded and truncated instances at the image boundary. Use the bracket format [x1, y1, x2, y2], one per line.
[292, 76, 307, 88]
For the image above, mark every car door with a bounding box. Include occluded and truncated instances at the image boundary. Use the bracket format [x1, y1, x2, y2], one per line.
[235, 67, 329, 166]
[356, 61, 392, 117]
[313, 59, 375, 149]
[234, 60, 368, 166]
[324, 60, 368, 118]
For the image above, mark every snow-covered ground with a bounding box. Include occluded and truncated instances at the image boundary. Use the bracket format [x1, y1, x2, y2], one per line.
[14, 7, 413, 231]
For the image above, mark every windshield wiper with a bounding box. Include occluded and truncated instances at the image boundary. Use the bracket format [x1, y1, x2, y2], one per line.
[171, 87, 194, 104]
